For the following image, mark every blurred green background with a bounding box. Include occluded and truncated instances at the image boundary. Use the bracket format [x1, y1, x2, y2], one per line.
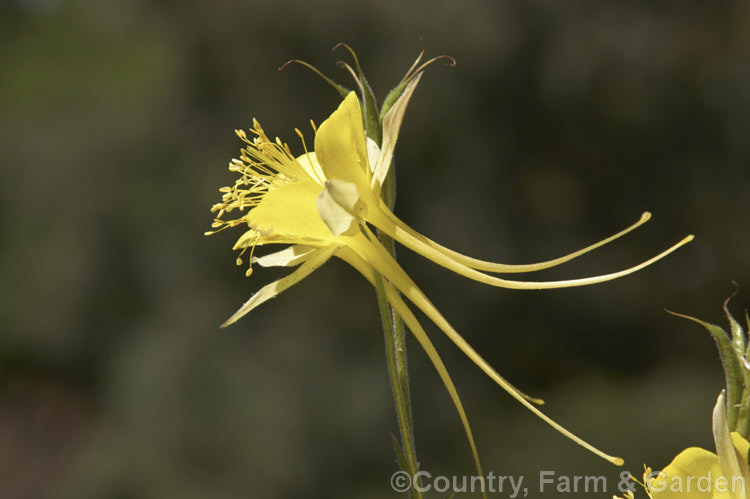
[1, 0, 748, 497]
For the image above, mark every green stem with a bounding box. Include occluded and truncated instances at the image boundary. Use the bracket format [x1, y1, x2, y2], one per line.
[359, 74, 418, 494]
[374, 147, 421, 496]
[378, 228, 412, 417]
[376, 271, 422, 499]
[393, 284, 412, 437]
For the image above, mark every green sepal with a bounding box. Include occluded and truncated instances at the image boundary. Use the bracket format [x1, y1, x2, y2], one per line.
[336, 45, 393, 208]
[722, 292, 750, 439]
[381, 80, 409, 122]
[381, 51, 424, 119]
[381, 52, 455, 120]
[333, 44, 382, 144]
[359, 76, 382, 145]
[278, 59, 350, 98]
[668, 310, 745, 431]
[330, 81, 351, 99]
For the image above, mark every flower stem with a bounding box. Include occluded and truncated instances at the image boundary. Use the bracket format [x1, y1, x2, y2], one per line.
[375, 150, 422, 497]
[375, 271, 421, 498]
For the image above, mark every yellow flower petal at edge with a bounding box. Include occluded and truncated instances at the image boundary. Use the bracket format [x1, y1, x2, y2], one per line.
[207, 82, 694, 479]
[646, 392, 750, 499]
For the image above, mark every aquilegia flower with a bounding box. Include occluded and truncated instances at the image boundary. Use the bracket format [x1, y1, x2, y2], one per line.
[643, 391, 750, 499]
[207, 64, 692, 468]
[616, 293, 750, 499]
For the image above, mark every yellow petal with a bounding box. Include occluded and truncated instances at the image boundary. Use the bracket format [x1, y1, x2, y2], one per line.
[221, 246, 336, 327]
[336, 246, 485, 497]
[712, 392, 748, 499]
[345, 229, 623, 465]
[730, 432, 750, 494]
[295, 151, 325, 185]
[648, 448, 729, 499]
[233, 228, 326, 250]
[253, 245, 317, 267]
[730, 432, 750, 473]
[369, 207, 693, 290]
[379, 206, 654, 273]
[314, 92, 372, 198]
[365, 137, 381, 174]
[246, 181, 334, 242]
[316, 179, 367, 236]
[233, 229, 260, 250]
[384, 288, 486, 496]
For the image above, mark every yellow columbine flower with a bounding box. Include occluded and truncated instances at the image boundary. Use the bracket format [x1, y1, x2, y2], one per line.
[644, 392, 750, 499]
[207, 77, 692, 468]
